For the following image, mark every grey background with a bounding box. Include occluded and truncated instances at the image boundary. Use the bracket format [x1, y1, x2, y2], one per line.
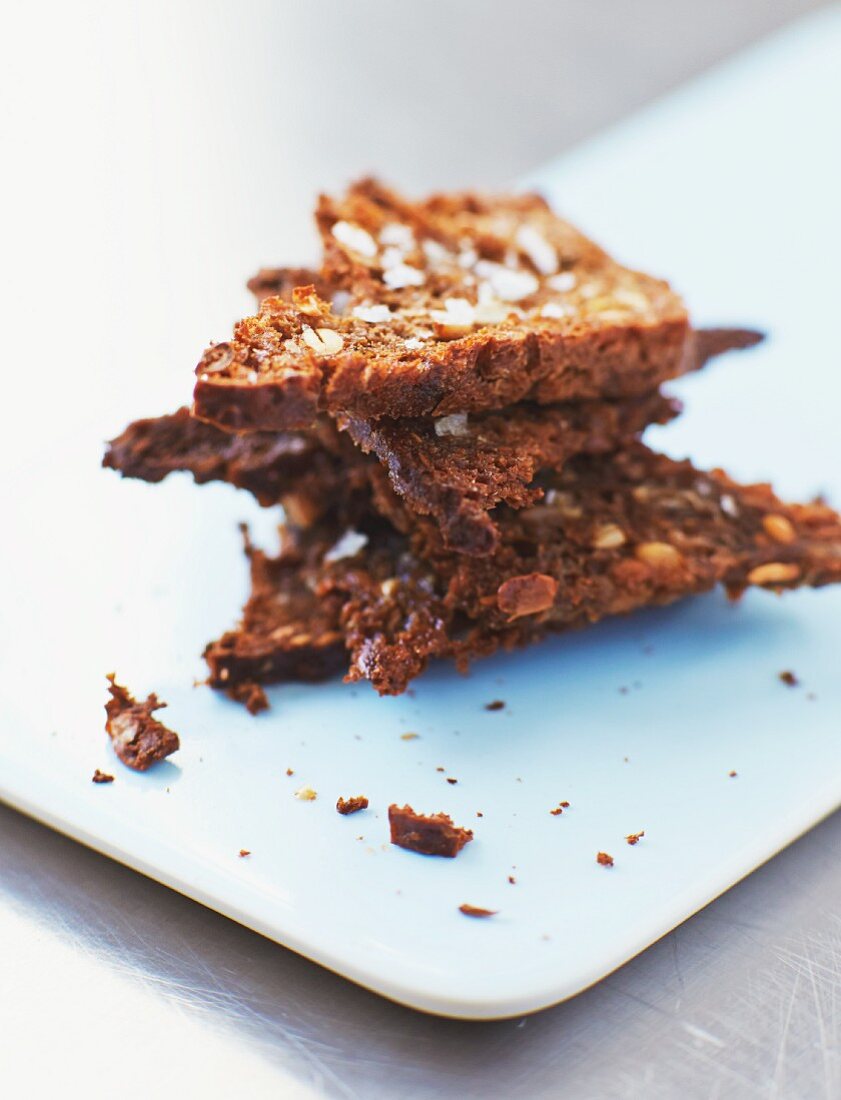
[2, 2, 837, 1097]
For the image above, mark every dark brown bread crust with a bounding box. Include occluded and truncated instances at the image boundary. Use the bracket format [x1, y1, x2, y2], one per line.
[105, 393, 676, 556]
[194, 179, 695, 430]
[388, 804, 474, 857]
[203, 526, 348, 692]
[103, 407, 372, 527]
[406, 444, 841, 633]
[194, 304, 761, 437]
[193, 292, 689, 431]
[204, 445, 841, 696]
[114, 335, 774, 561]
[246, 266, 332, 304]
[341, 391, 679, 555]
[104, 675, 180, 770]
[203, 514, 452, 699]
[104, 406, 344, 506]
[690, 327, 765, 363]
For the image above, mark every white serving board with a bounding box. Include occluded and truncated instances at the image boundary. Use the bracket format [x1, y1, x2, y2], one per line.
[1, 12, 840, 1019]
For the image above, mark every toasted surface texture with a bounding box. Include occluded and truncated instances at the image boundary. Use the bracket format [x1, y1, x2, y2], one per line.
[419, 445, 841, 633]
[105, 393, 677, 555]
[103, 406, 371, 526]
[117, 328, 766, 557]
[104, 675, 180, 770]
[104, 406, 339, 505]
[341, 391, 679, 554]
[203, 526, 349, 692]
[203, 445, 841, 696]
[194, 178, 693, 430]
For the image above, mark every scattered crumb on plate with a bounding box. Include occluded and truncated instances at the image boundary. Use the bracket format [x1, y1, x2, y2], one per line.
[388, 804, 473, 857]
[104, 673, 180, 771]
[336, 795, 369, 815]
[459, 904, 497, 918]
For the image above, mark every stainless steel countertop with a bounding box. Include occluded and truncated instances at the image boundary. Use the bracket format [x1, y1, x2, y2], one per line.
[2, 3, 835, 1096]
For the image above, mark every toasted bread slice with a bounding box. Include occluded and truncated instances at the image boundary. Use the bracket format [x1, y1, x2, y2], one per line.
[205, 445, 841, 696]
[105, 391, 677, 555]
[194, 179, 694, 430]
[341, 391, 679, 555]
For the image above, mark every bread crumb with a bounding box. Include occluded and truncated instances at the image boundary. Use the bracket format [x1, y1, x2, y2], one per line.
[400, 732, 419, 741]
[388, 804, 473, 857]
[238, 849, 251, 858]
[597, 851, 615, 867]
[625, 831, 645, 846]
[459, 904, 497, 918]
[336, 795, 369, 815]
[485, 700, 505, 711]
[226, 681, 269, 715]
[104, 674, 180, 771]
[295, 786, 317, 801]
[778, 670, 799, 687]
[92, 769, 114, 784]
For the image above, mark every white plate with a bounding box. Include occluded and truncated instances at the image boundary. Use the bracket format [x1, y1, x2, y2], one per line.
[2, 12, 840, 1019]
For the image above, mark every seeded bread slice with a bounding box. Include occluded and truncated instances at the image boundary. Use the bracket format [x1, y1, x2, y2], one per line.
[194, 179, 695, 430]
[104, 391, 677, 554]
[414, 444, 841, 632]
[206, 445, 841, 696]
[111, 327, 758, 559]
[341, 392, 679, 555]
[245, 265, 762, 378]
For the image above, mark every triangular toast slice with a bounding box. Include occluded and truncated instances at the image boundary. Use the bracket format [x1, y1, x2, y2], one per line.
[105, 391, 677, 554]
[204, 444, 841, 697]
[193, 179, 699, 430]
